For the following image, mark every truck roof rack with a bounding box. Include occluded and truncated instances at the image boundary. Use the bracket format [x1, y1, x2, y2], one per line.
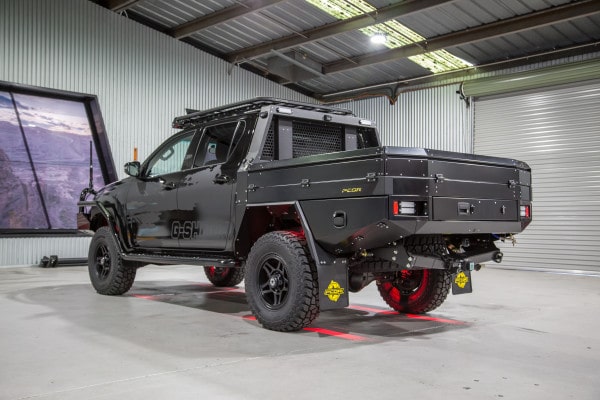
[172, 97, 354, 128]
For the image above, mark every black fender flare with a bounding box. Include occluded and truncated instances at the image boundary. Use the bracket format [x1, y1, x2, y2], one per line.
[235, 201, 349, 310]
[78, 200, 131, 253]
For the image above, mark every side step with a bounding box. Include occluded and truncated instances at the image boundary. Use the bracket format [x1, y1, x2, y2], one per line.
[122, 253, 237, 267]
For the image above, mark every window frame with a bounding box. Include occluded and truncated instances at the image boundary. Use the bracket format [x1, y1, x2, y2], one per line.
[190, 119, 247, 170]
[143, 129, 197, 178]
[0, 81, 116, 237]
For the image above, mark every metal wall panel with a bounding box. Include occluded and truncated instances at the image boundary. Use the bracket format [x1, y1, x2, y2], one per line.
[0, 237, 92, 268]
[339, 84, 472, 153]
[0, 0, 311, 266]
[381, 52, 600, 95]
[463, 59, 600, 98]
[474, 81, 600, 272]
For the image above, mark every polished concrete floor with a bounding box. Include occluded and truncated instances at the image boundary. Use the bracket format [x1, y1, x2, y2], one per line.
[0, 264, 598, 400]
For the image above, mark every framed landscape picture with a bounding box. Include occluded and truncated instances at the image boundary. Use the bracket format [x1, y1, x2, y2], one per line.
[0, 82, 116, 234]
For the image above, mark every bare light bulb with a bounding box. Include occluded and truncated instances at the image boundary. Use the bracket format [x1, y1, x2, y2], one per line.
[371, 33, 387, 44]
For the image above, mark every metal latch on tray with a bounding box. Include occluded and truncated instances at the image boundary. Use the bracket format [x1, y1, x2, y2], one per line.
[366, 172, 377, 182]
[458, 202, 475, 215]
[247, 183, 258, 192]
[301, 178, 311, 188]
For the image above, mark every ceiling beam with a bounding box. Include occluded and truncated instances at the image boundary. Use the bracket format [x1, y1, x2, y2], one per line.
[227, 0, 456, 62]
[171, 0, 287, 40]
[318, 41, 600, 103]
[324, 0, 600, 74]
[107, 0, 143, 12]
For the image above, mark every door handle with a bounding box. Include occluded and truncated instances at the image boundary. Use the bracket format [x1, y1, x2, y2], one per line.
[213, 174, 231, 184]
[158, 177, 176, 190]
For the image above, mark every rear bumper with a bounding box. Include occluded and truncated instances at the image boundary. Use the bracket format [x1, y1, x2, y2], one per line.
[391, 218, 530, 236]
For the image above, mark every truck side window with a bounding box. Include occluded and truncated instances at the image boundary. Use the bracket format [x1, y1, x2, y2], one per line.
[146, 131, 195, 177]
[193, 121, 244, 167]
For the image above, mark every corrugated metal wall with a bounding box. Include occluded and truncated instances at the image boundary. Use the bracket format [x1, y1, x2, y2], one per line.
[0, 237, 94, 267]
[474, 81, 600, 272]
[0, 0, 311, 266]
[1, 0, 590, 267]
[339, 84, 472, 153]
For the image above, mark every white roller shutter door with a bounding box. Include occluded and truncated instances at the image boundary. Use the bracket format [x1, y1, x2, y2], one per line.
[474, 82, 600, 272]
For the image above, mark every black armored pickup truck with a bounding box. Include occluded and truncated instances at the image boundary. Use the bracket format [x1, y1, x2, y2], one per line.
[78, 97, 532, 331]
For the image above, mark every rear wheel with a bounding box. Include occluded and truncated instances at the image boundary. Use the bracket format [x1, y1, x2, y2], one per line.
[88, 227, 136, 295]
[204, 266, 245, 287]
[245, 231, 319, 331]
[376, 269, 451, 314]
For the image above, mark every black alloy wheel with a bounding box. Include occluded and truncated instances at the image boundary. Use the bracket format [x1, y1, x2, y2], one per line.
[257, 254, 289, 310]
[88, 227, 136, 295]
[245, 231, 319, 331]
[93, 243, 112, 281]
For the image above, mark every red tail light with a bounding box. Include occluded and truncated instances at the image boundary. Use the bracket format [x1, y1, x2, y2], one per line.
[520, 205, 531, 219]
[392, 200, 417, 215]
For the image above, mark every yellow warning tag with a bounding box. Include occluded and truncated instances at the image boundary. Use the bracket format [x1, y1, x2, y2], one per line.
[454, 271, 469, 289]
[324, 280, 345, 302]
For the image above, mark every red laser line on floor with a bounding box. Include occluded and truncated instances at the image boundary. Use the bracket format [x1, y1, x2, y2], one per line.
[349, 305, 466, 325]
[194, 283, 239, 291]
[349, 304, 397, 315]
[404, 314, 466, 325]
[135, 293, 462, 335]
[242, 315, 368, 341]
[133, 294, 158, 300]
[303, 327, 369, 342]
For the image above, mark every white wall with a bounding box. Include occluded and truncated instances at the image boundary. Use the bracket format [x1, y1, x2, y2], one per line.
[0, 0, 479, 266]
[0, 0, 311, 266]
[339, 84, 472, 153]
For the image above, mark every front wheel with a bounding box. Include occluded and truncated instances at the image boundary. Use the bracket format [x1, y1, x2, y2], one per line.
[376, 269, 451, 314]
[88, 227, 136, 295]
[245, 231, 319, 331]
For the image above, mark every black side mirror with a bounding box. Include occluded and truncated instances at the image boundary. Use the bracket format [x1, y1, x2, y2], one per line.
[124, 161, 141, 177]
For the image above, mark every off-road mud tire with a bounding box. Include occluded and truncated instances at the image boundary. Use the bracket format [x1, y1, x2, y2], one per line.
[88, 227, 136, 295]
[204, 266, 245, 287]
[376, 269, 451, 314]
[245, 231, 319, 331]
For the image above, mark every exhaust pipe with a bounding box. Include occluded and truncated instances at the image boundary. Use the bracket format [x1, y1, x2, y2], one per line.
[493, 251, 504, 263]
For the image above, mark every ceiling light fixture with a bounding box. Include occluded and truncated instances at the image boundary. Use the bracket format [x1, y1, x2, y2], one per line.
[307, 0, 473, 73]
[370, 32, 387, 44]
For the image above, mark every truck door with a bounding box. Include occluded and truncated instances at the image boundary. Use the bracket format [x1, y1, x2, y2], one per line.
[125, 130, 197, 249]
[177, 120, 248, 250]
